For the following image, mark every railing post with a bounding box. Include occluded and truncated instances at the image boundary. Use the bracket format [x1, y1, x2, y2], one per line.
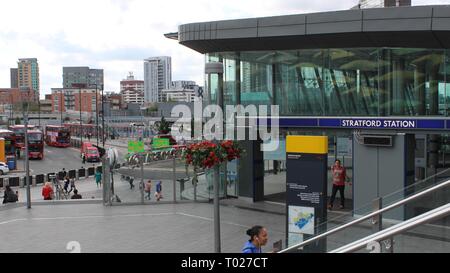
[372, 197, 394, 253]
[372, 197, 382, 233]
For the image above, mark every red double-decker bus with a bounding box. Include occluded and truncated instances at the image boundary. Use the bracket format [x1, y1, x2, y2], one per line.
[45, 125, 71, 147]
[8, 125, 36, 151]
[0, 129, 16, 156]
[27, 129, 44, 159]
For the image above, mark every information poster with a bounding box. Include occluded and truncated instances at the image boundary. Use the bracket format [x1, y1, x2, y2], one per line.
[286, 136, 328, 252]
[288, 205, 315, 235]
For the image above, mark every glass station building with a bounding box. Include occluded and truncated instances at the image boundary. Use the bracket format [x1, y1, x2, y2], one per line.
[175, 5, 450, 217]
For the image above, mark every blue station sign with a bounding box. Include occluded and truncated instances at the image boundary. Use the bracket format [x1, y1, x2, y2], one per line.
[256, 117, 449, 130]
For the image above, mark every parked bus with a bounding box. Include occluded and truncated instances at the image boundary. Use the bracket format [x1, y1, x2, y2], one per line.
[45, 125, 71, 147]
[8, 125, 36, 151]
[0, 129, 16, 156]
[27, 129, 44, 159]
[63, 123, 99, 139]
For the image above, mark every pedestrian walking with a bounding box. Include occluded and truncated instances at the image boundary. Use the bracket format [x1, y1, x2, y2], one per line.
[242, 225, 269, 253]
[129, 177, 135, 189]
[155, 181, 163, 201]
[63, 176, 70, 193]
[42, 182, 54, 200]
[328, 159, 351, 210]
[61, 168, 67, 180]
[144, 180, 152, 200]
[2, 185, 18, 204]
[95, 169, 102, 188]
[68, 178, 76, 194]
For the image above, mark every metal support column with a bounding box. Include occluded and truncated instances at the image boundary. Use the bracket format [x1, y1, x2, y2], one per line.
[141, 153, 144, 204]
[24, 103, 31, 209]
[173, 156, 177, 202]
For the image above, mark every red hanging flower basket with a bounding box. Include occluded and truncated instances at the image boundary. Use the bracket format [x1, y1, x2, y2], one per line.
[184, 140, 243, 170]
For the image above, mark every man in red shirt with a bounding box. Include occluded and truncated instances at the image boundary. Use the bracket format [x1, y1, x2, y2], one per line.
[328, 159, 350, 210]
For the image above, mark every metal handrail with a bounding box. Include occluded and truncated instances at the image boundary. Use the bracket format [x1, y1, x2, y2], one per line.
[330, 203, 450, 253]
[279, 178, 450, 253]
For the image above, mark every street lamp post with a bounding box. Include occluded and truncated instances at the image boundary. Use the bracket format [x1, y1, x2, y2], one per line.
[95, 85, 99, 147]
[101, 84, 105, 148]
[72, 83, 85, 144]
[205, 62, 224, 253]
[38, 96, 41, 128]
[23, 102, 31, 209]
[91, 84, 99, 147]
[60, 91, 63, 126]
[79, 87, 82, 144]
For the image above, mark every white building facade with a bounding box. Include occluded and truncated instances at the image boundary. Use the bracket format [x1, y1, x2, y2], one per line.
[122, 89, 144, 105]
[144, 56, 172, 102]
[163, 88, 196, 102]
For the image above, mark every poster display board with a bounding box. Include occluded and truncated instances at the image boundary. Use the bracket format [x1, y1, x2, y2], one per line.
[286, 136, 328, 252]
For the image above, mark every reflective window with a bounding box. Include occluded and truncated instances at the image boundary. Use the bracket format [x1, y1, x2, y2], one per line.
[207, 48, 449, 117]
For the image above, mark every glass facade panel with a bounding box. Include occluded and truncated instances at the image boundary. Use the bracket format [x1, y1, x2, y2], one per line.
[207, 48, 449, 117]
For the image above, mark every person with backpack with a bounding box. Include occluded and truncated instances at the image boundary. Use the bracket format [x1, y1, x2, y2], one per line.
[155, 181, 163, 201]
[2, 185, 18, 204]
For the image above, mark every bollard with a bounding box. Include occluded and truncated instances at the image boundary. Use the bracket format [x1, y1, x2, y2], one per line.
[69, 170, 76, 179]
[36, 174, 45, 185]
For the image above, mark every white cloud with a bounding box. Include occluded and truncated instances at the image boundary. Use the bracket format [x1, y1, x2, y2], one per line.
[0, 0, 446, 97]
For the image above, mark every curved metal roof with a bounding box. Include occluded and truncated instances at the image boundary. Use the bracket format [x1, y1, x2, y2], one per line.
[178, 5, 450, 53]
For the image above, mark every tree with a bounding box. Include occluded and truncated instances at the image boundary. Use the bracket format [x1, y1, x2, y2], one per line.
[15, 117, 21, 125]
[148, 105, 158, 112]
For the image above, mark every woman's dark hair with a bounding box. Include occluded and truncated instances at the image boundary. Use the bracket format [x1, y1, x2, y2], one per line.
[335, 159, 341, 164]
[246, 225, 264, 240]
[5, 185, 11, 192]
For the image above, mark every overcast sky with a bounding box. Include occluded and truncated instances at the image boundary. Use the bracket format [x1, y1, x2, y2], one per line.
[0, 0, 448, 98]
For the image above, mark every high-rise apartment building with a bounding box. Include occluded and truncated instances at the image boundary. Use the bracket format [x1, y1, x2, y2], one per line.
[17, 58, 39, 98]
[120, 72, 145, 105]
[10, 68, 18, 88]
[62, 67, 104, 89]
[144, 56, 171, 102]
[120, 72, 144, 93]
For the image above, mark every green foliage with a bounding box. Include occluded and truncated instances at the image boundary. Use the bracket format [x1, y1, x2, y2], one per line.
[148, 105, 158, 112]
[15, 117, 21, 125]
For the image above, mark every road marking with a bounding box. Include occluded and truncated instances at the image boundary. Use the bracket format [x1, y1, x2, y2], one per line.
[6, 212, 177, 222]
[0, 218, 27, 226]
[177, 212, 249, 228]
[1, 212, 249, 229]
